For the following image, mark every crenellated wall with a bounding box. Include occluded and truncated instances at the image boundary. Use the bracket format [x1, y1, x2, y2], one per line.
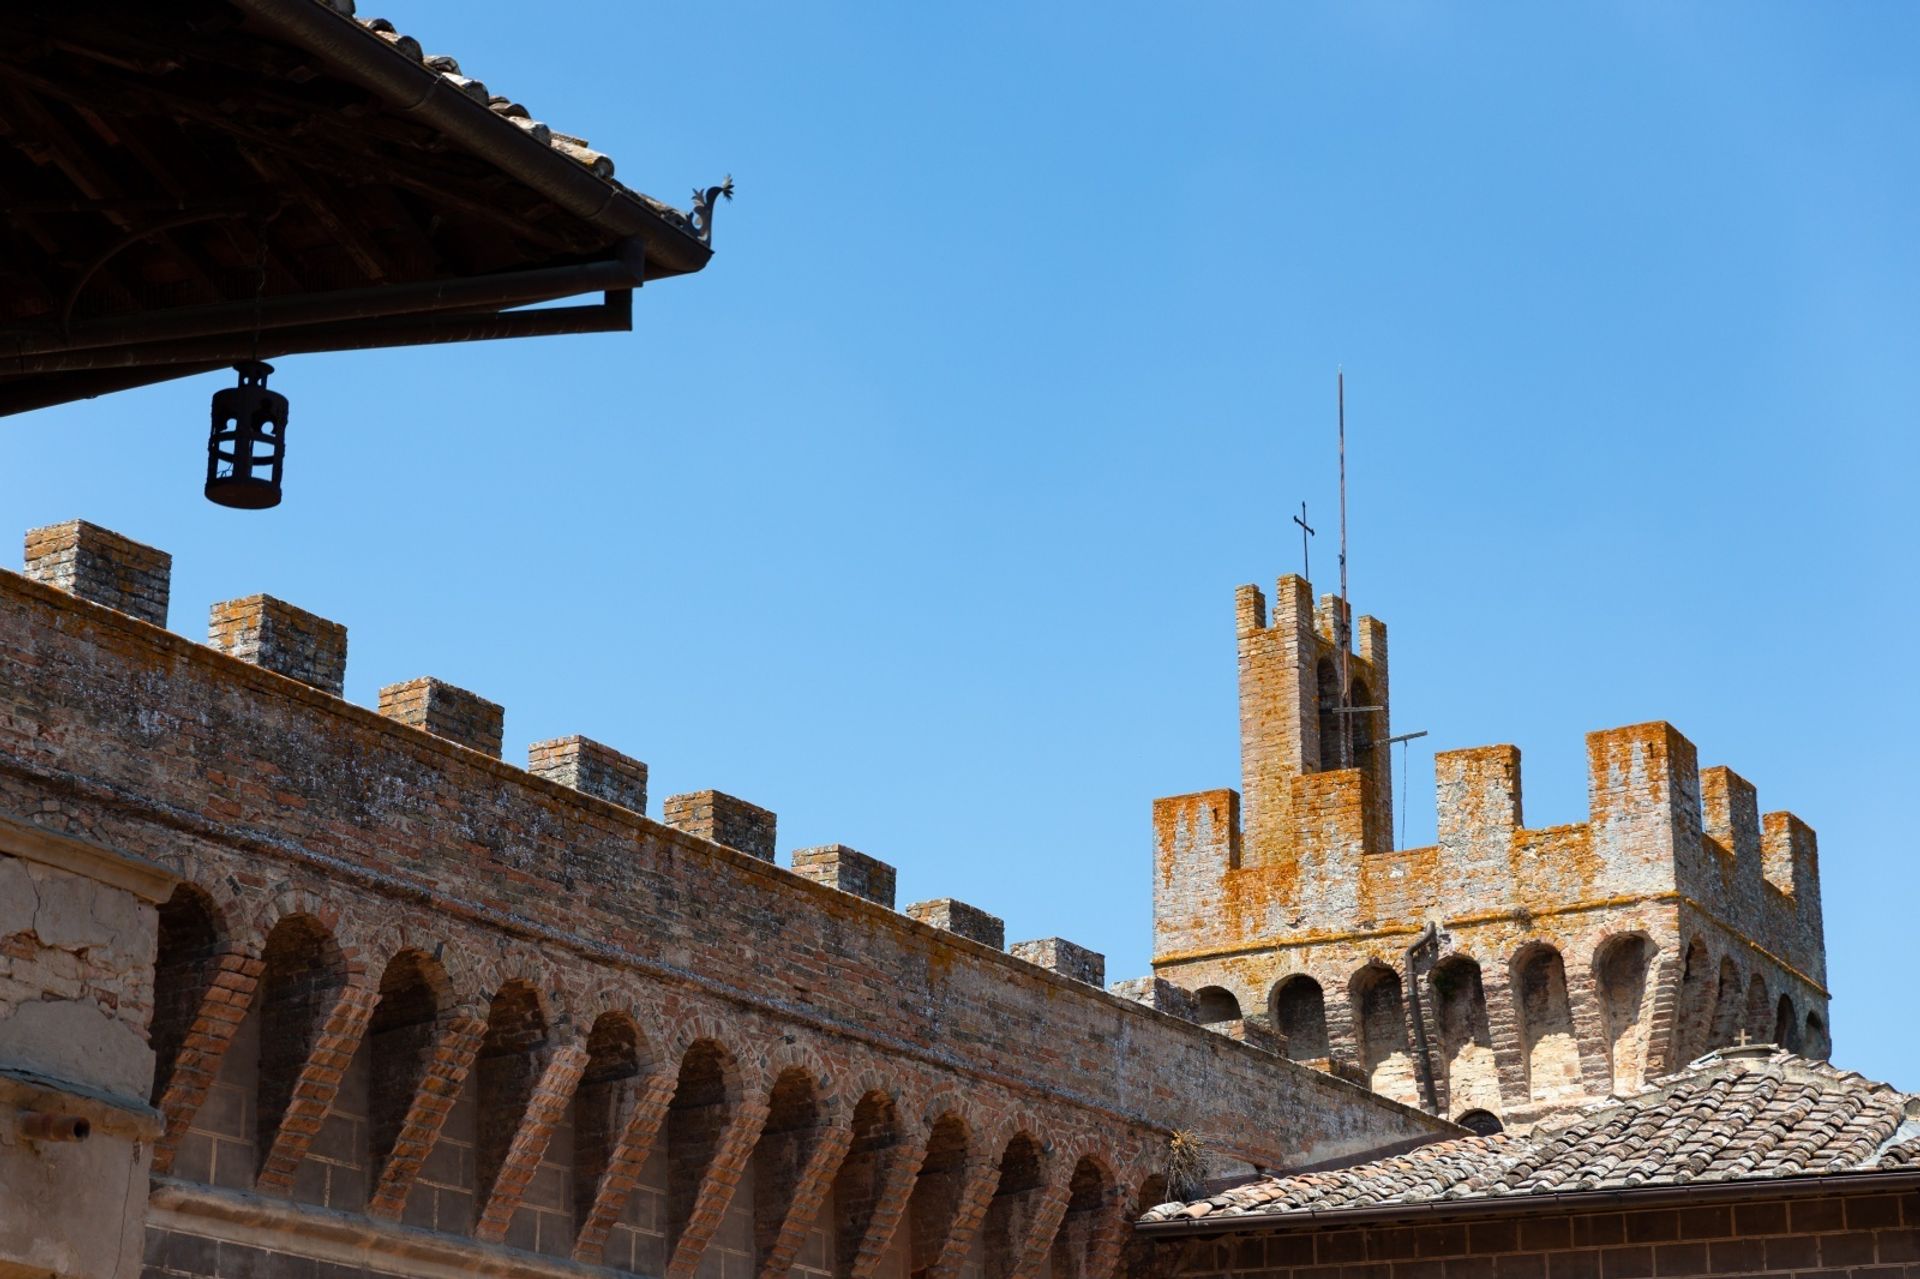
[1151, 573, 1831, 1131]
[0, 524, 1450, 1279]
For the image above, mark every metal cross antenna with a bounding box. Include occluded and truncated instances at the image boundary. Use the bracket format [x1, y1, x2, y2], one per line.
[1292, 501, 1315, 582]
[1384, 729, 1430, 849]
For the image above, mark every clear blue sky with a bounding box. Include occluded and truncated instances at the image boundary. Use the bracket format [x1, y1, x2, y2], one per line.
[6, 3, 1914, 1083]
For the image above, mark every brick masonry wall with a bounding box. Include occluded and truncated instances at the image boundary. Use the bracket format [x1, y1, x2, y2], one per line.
[1152, 573, 1831, 1130]
[0, 563, 1452, 1279]
[1141, 1182, 1920, 1279]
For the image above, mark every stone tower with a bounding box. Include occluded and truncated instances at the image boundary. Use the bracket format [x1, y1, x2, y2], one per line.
[1152, 573, 1830, 1130]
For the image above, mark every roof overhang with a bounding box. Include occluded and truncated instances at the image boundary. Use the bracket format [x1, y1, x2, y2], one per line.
[0, 0, 721, 414]
[1133, 1167, 1920, 1236]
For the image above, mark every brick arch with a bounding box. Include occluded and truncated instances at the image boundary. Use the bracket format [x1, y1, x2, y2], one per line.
[978, 1128, 1053, 1279]
[1804, 1007, 1830, 1059]
[261, 888, 368, 981]
[1509, 940, 1581, 1108]
[470, 976, 559, 1220]
[749, 1053, 849, 1278]
[150, 882, 232, 1098]
[1707, 953, 1744, 1050]
[825, 1079, 922, 1279]
[657, 1023, 759, 1264]
[1773, 991, 1802, 1052]
[151, 854, 253, 945]
[663, 1016, 755, 1104]
[906, 1105, 981, 1278]
[840, 1064, 927, 1148]
[758, 1037, 847, 1122]
[361, 912, 486, 1011]
[1591, 931, 1659, 1094]
[1268, 972, 1330, 1063]
[1672, 936, 1715, 1065]
[1429, 951, 1498, 1120]
[1348, 961, 1416, 1105]
[353, 943, 486, 1222]
[1742, 970, 1772, 1041]
[1049, 1148, 1123, 1279]
[251, 909, 375, 1191]
[148, 879, 265, 1176]
[573, 981, 668, 1075]
[915, 1087, 994, 1147]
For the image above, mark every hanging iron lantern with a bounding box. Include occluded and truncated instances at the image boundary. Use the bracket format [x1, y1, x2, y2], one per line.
[205, 361, 288, 509]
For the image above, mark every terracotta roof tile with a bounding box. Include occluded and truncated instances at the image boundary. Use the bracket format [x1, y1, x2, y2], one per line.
[1140, 1049, 1920, 1224]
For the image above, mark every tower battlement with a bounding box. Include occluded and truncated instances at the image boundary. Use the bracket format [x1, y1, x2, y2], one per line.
[1154, 573, 1830, 1129]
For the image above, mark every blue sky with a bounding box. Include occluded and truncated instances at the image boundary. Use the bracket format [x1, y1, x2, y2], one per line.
[5, 3, 1915, 1082]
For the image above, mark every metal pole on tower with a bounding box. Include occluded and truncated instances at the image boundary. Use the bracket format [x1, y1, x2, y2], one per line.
[1337, 367, 1351, 769]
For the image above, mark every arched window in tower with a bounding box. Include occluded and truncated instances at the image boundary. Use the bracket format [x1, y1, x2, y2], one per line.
[1316, 656, 1342, 771]
[1350, 965, 1416, 1106]
[1774, 994, 1801, 1052]
[1674, 939, 1714, 1064]
[1270, 976, 1329, 1063]
[1431, 955, 1499, 1120]
[1193, 986, 1242, 1024]
[1709, 956, 1744, 1050]
[1349, 678, 1376, 767]
[1805, 1010, 1830, 1060]
[1595, 935, 1654, 1094]
[1513, 944, 1581, 1107]
[1743, 975, 1772, 1042]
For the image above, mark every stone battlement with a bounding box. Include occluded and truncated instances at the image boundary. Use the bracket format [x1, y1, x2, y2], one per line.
[1156, 721, 1823, 983]
[0, 521, 1451, 1279]
[1152, 571, 1830, 1131]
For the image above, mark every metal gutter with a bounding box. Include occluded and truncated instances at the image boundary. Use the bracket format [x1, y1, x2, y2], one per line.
[225, 0, 713, 279]
[1133, 1167, 1920, 1237]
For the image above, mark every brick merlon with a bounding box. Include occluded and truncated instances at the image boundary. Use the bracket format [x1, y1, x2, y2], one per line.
[377, 677, 504, 758]
[905, 899, 1004, 949]
[24, 519, 170, 628]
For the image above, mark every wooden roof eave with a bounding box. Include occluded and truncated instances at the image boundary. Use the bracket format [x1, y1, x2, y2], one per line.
[229, 0, 714, 281]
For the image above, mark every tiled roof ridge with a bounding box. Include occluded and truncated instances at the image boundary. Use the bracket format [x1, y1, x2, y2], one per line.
[1140, 1050, 1920, 1224]
[310, 0, 702, 237]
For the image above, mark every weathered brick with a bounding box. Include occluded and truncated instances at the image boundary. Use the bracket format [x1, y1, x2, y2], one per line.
[905, 898, 1004, 949]
[790, 843, 896, 907]
[528, 736, 647, 813]
[25, 519, 170, 626]
[377, 677, 504, 757]
[207, 595, 348, 695]
[662, 789, 775, 860]
[1009, 937, 1104, 986]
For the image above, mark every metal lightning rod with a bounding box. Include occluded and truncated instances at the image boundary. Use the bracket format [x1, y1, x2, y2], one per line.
[1337, 367, 1351, 769]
